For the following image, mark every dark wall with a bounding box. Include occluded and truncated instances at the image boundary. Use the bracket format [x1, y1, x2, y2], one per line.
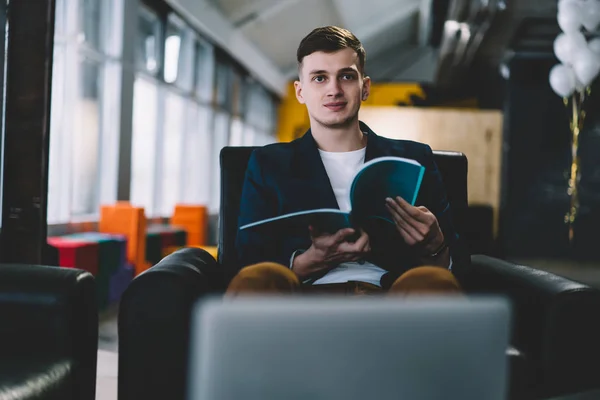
[499, 54, 600, 260]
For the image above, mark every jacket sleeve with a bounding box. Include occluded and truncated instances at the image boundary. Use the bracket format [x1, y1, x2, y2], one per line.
[234, 151, 286, 269]
[419, 145, 471, 270]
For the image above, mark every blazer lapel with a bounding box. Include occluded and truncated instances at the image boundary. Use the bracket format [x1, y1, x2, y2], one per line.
[290, 128, 340, 210]
[361, 121, 400, 162]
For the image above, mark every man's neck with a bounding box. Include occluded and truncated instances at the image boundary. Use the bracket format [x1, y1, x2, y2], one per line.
[310, 120, 367, 152]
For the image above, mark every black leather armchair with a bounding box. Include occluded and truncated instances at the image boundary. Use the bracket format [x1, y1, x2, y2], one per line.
[119, 147, 600, 400]
[0, 264, 98, 400]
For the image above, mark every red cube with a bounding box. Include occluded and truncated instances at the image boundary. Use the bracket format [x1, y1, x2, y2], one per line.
[47, 237, 99, 276]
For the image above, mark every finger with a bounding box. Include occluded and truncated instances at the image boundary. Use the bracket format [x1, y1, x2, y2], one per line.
[341, 233, 370, 254]
[330, 228, 356, 245]
[349, 230, 369, 252]
[385, 197, 421, 228]
[360, 236, 371, 253]
[384, 209, 419, 246]
[394, 196, 430, 223]
[337, 239, 362, 254]
[386, 199, 429, 236]
[386, 204, 425, 243]
[393, 214, 439, 248]
[386, 203, 408, 232]
[359, 231, 371, 253]
[394, 223, 422, 246]
[385, 202, 417, 232]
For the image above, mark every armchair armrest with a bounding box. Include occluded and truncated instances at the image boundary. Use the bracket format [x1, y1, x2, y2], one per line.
[0, 264, 98, 400]
[467, 255, 600, 397]
[118, 247, 225, 400]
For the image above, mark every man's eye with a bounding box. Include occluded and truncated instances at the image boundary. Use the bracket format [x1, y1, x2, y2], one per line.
[314, 76, 325, 82]
[342, 74, 354, 80]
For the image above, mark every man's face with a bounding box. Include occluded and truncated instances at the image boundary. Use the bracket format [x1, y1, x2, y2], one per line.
[294, 48, 370, 129]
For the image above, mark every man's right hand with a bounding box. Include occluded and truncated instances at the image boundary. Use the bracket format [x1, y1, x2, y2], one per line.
[291, 226, 371, 281]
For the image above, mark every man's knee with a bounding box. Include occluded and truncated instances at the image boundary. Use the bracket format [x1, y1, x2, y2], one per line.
[389, 266, 462, 295]
[226, 262, 300, 295]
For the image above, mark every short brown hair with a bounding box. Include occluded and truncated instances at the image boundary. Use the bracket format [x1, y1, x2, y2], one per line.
[297, 26, 366, 74]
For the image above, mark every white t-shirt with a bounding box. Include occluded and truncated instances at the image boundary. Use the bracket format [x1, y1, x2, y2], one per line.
[312, 147, 388, 287]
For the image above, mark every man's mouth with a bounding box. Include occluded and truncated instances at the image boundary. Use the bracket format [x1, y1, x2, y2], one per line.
[324, 102, 347, 111]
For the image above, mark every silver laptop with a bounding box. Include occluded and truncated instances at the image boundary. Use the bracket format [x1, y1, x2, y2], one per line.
[187, 296, 511, 400]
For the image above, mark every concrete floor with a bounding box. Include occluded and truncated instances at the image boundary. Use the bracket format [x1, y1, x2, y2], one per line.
[96, 305, 119, 400]
[96, 350, 118, 400]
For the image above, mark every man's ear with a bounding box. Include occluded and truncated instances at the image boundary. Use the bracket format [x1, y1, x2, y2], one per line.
[294, 80, 305, 104]
[361, 76, 371, 101]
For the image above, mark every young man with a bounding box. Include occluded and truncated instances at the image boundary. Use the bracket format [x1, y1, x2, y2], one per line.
[229, 26, 468, 296]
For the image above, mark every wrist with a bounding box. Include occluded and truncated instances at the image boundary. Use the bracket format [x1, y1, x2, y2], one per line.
[417, 242, 450, 268]
[412, 231, 449, 266]
[428, 241, 448, 258]
[420, 232, 445, 256]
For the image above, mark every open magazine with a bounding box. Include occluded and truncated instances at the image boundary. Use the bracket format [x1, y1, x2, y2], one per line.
[240, 156, 425, 236]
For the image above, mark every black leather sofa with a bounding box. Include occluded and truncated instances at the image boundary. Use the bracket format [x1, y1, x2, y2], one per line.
[0, 263, 98, 400]
[119, 147, 600, 400]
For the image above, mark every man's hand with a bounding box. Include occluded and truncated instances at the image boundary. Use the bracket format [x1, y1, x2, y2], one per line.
[385, 196, 447, 261]
[292, 227, 371, 280]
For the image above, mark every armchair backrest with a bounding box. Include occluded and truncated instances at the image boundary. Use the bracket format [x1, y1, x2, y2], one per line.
[218, 147, 468, 269]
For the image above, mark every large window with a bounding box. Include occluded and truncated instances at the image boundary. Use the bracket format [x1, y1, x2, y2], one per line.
[48, 0, 123, 223]
[131, 5, 218, 217]
[209, 111, 230, 213]
[49, 0, 280, 226]
[181, 103, 212, 205]
[130, 76, 159, 212]
[71, 57, 101, 216]
[159, 91, 186, 216]
[128, 6, 279, 216]
[242, 81, 279, 147]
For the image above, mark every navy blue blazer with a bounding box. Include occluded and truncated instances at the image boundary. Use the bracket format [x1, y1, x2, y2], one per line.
[235, 121, 468, 285]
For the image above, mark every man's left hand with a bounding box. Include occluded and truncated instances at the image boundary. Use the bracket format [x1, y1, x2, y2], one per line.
[385, 196, 444, 254]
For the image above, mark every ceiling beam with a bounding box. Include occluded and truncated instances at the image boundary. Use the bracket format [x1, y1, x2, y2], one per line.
[350, 1, 420, 45]
[232, 0, 303, 29]
[418, 0, 434, 46]
[164, 0, 287, 97]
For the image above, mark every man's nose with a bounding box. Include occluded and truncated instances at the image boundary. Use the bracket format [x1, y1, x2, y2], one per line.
[326, 79, 343, 97]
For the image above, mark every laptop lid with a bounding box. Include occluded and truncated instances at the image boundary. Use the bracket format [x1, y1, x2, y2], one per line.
[188, 296, 511, 400]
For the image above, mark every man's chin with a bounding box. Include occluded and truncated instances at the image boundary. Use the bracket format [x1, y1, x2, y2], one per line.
[315, 115, 358, 129]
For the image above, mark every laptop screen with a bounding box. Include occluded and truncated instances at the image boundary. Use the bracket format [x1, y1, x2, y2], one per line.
[187, 296, 510, 400]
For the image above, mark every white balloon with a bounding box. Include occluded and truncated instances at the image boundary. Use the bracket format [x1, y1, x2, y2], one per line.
[550, 64, 577, 97]
[589, 37, 600, 54]
[572, 47, 600, 86]
[559, 0, 580, 10]
[554, 32, 588, 64]
[554, 36, 571, 64]
[558, 2, 583, 32]
[581, 0, 600, 32]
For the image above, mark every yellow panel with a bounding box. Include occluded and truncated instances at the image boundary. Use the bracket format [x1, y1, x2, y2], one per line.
[276, 83, 309, 143]
[162, 245, 219, 261]
[363, 83, 425, 106]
